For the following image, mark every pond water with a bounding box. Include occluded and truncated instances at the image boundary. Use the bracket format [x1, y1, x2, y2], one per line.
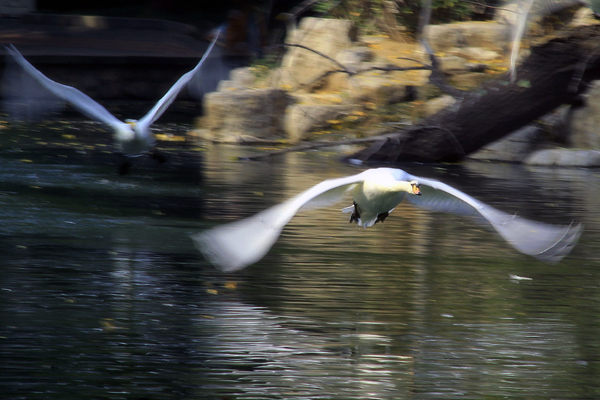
[1, 121, 600, 400]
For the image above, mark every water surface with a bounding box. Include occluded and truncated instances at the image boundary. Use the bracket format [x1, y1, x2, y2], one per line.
[1, 122, 599, 399]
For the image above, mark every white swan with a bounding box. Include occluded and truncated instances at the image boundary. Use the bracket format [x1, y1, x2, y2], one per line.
[193, 167, 582, 272]
[4, 28, 221, 155]
[506, 0, 592, 83]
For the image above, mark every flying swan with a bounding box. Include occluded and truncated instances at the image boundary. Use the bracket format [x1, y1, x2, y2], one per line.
[193, 167, 582, 272]
[4, 29, 220, 156]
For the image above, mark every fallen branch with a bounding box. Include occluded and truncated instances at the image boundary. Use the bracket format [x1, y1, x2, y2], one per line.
[239, 130, 405, 161]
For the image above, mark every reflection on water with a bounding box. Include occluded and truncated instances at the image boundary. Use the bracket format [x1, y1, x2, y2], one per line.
[1, 127, 600, 399]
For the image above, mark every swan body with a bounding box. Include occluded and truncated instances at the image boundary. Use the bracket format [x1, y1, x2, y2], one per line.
[193, 167, 582, 272]
[4, 28, 221, 155]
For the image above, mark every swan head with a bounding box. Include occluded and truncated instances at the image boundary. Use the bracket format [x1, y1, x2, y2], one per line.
[409, 180, 421, 196]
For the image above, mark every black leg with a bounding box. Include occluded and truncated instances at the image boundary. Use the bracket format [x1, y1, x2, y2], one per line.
[349, 201, 361, 224]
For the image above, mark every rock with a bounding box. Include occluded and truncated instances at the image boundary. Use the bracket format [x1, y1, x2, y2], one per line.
[327, 47, 376, 90]
[493, 2, 521, 26]
[230, 67, 257, 87]
[423, 22, 509, 55]
[336, 47, 375, 72]
[569, 80, 600, 149]
[469, 125, 546, 162]
[448, 47, 500, 62]
[347, 73, 410, 105]
[215, 67, 257, 91]
[437, 56, 467, 74]
[284, 104, 353, 143]
[569, 6, 598, 27]
[423, 95, 456, 117]
[524, 149, 600, 167]
[278, 17, 356, 90]
[200, 88, 292, 142]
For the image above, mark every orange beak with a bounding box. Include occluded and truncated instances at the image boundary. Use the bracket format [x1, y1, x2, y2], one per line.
[412, 185, 421, 195]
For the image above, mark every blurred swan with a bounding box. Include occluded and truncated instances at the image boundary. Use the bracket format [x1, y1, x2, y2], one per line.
[193, 167, 582, 272]
[3, 28, 221, 155]
[506, 0, 590, 82]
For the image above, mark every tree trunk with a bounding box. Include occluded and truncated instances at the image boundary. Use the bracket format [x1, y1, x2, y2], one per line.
[347, 26, 600, 164]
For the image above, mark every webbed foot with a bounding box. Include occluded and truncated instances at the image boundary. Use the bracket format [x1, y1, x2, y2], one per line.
[349, 201, 361, 224]
[375, 212, 389, 224]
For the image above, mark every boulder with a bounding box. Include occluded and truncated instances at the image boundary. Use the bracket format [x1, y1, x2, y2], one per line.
[569, 80, 600, 149]
[437, 56, 467, 74]
[284, 104, 354, 143]
[200, 88, 292, 142]
[524, 149, 600, 167]
[278, 17, 356, 90]
[327, 47, 376, 91]
[447, 47, 500, 62]
[423, 95, 457, 117]
[569, 6, 598, 27]
[347, 72, 410, 105]
[216, 67, 257, 91]
[423, 22, 509, 55]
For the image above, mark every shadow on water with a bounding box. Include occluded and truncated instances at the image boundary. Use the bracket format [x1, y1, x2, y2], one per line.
[1, 126, 600, 399]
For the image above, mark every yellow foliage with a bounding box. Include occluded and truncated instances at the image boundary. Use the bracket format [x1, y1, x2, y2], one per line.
[155, 134, 186, 142]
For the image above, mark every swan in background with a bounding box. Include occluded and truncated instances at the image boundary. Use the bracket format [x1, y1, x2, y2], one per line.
[506, 0, 593, 82]
[3, 27, 221, 156]
[193, 167, 582, 272]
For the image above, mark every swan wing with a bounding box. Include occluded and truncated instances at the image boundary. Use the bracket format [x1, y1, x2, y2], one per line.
[4, 45, 130, 132]
[193, 171, 368, 272]
[404, 174, 582, 263]
[136, 28, 222, 132]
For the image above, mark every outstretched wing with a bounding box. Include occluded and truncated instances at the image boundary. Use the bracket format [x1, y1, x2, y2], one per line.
[404, 173, 582, 263]
[136, 28, 222, 132]
[193, 171, 368, 272]
[506, 0, 583, 82]
[4, 45, 130, 133]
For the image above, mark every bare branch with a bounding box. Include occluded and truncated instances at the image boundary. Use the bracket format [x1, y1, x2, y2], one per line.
[282, 43, 350, 72]
[239, 131, 406, 161]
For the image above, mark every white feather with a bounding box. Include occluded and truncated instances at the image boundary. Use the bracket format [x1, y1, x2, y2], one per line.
[3, 27, 222, 155]
[194, 167, 582, 272]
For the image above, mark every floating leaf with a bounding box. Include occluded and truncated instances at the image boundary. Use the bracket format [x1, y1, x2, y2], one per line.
[155, 133, 185, 142]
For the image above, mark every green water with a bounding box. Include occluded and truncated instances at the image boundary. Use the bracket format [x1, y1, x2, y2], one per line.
[1, 122, 599, 399]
